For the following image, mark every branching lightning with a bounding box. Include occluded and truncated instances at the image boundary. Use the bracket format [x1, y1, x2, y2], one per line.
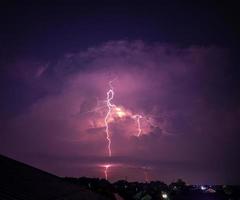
[104, 80, 148, 156]
[101, 80, 157, 181]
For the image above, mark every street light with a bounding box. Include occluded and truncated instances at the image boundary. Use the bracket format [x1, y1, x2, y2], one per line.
[162, 192, 168, 199]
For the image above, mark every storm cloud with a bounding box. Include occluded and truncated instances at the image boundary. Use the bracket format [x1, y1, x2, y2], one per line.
[1, 41, 239, 184]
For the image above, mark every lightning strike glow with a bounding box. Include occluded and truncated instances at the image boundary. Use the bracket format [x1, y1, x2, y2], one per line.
[115, 107, 126, 118]
[104, 165, 110, 180]
[133, 115, 143, 137]
[104, 81, 116, 157]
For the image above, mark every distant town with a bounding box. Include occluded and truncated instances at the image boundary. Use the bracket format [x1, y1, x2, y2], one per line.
[64, 177, 240, 200]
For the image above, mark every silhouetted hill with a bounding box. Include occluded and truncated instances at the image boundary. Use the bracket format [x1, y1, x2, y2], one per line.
[0, 154, 108, 200]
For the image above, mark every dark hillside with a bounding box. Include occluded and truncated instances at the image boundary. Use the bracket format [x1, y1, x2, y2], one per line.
[0, 154, 108, 200]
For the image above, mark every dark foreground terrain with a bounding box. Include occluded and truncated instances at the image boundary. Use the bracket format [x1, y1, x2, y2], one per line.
[0, 154, 107, 200]
[0, 154, 239, 200]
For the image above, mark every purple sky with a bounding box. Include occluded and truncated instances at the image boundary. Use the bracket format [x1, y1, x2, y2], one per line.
[1, 40, 239, 184]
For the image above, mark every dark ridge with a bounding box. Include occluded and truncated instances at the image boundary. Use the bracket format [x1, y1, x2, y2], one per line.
[0, 154, 108, 200]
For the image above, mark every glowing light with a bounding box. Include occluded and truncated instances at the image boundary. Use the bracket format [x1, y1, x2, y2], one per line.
[201, 185, 207, 190]
[115, 107, 127, 118]
[133, 114, 143, 137]
[104, 81, 116, 157]
[104, 165, 110, 180]
[162, 192, 168, 199]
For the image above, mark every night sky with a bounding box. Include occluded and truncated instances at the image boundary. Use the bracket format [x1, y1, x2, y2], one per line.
[0, 1, 239, 184]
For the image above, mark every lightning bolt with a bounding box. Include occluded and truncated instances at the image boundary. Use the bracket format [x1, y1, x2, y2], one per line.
[103, 79, 153, 157]
[104, 165, 110, 180]
[133, 114, 143, 137]
[104, 81, 116, 157]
